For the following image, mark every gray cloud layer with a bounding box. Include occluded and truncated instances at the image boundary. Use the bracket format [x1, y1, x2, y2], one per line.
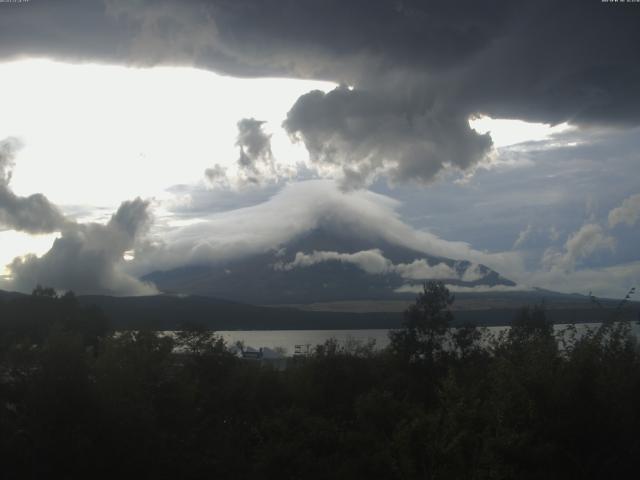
[3, 1, 639, 186]
[8, 197, 157, 296]
[283, 86, 492, 188]
[0, 137, 67, 234]
[275, 248, 487, 283]
[542, 224, 616, 273]
[609, 193, 640, 228]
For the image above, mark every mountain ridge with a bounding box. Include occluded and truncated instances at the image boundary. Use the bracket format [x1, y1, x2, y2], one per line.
[143, 227, 515, 304]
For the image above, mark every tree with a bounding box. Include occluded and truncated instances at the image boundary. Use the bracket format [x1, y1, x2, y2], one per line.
[32, 285, 58, 298]
[175, 321, 227, 357]
[389, 281, 455, 362]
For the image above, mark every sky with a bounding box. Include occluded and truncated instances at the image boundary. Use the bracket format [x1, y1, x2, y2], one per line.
[0, 0, 639, 298]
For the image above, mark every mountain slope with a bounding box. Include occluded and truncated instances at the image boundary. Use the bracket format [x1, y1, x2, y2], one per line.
[144, 227, 515, 304]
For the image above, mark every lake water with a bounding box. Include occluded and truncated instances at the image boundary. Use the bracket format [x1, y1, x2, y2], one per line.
[217, 329, 391, 355]
[216, 322, 640, 356]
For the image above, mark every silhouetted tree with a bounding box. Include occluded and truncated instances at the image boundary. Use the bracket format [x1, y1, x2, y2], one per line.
[1, 283, 640, 478]
[389, 281, 454, 362]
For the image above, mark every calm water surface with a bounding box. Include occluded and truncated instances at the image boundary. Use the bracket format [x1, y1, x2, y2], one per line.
[215, 323, 640, 356]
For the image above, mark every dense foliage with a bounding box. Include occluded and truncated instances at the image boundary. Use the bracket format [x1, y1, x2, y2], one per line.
[1, 283, 639, 479]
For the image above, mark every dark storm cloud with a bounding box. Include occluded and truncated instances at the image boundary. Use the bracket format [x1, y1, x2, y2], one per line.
[8, 197, 157, 296]
[283, 86, 492, 188]
[3, 1, 638, 120]
[2, 0, 640, 184]
[0, 1, 127, 64]
[0, 137, 67, 234]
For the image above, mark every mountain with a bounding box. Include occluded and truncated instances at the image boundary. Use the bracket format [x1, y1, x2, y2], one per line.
[143, 227, 515, 304]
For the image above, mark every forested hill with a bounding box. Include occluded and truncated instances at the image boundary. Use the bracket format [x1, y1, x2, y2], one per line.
[77, 294, 403, 330]
[1, 288, 637, 330]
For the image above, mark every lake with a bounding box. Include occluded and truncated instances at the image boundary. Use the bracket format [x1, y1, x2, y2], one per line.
[215, 322, 640, 356]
